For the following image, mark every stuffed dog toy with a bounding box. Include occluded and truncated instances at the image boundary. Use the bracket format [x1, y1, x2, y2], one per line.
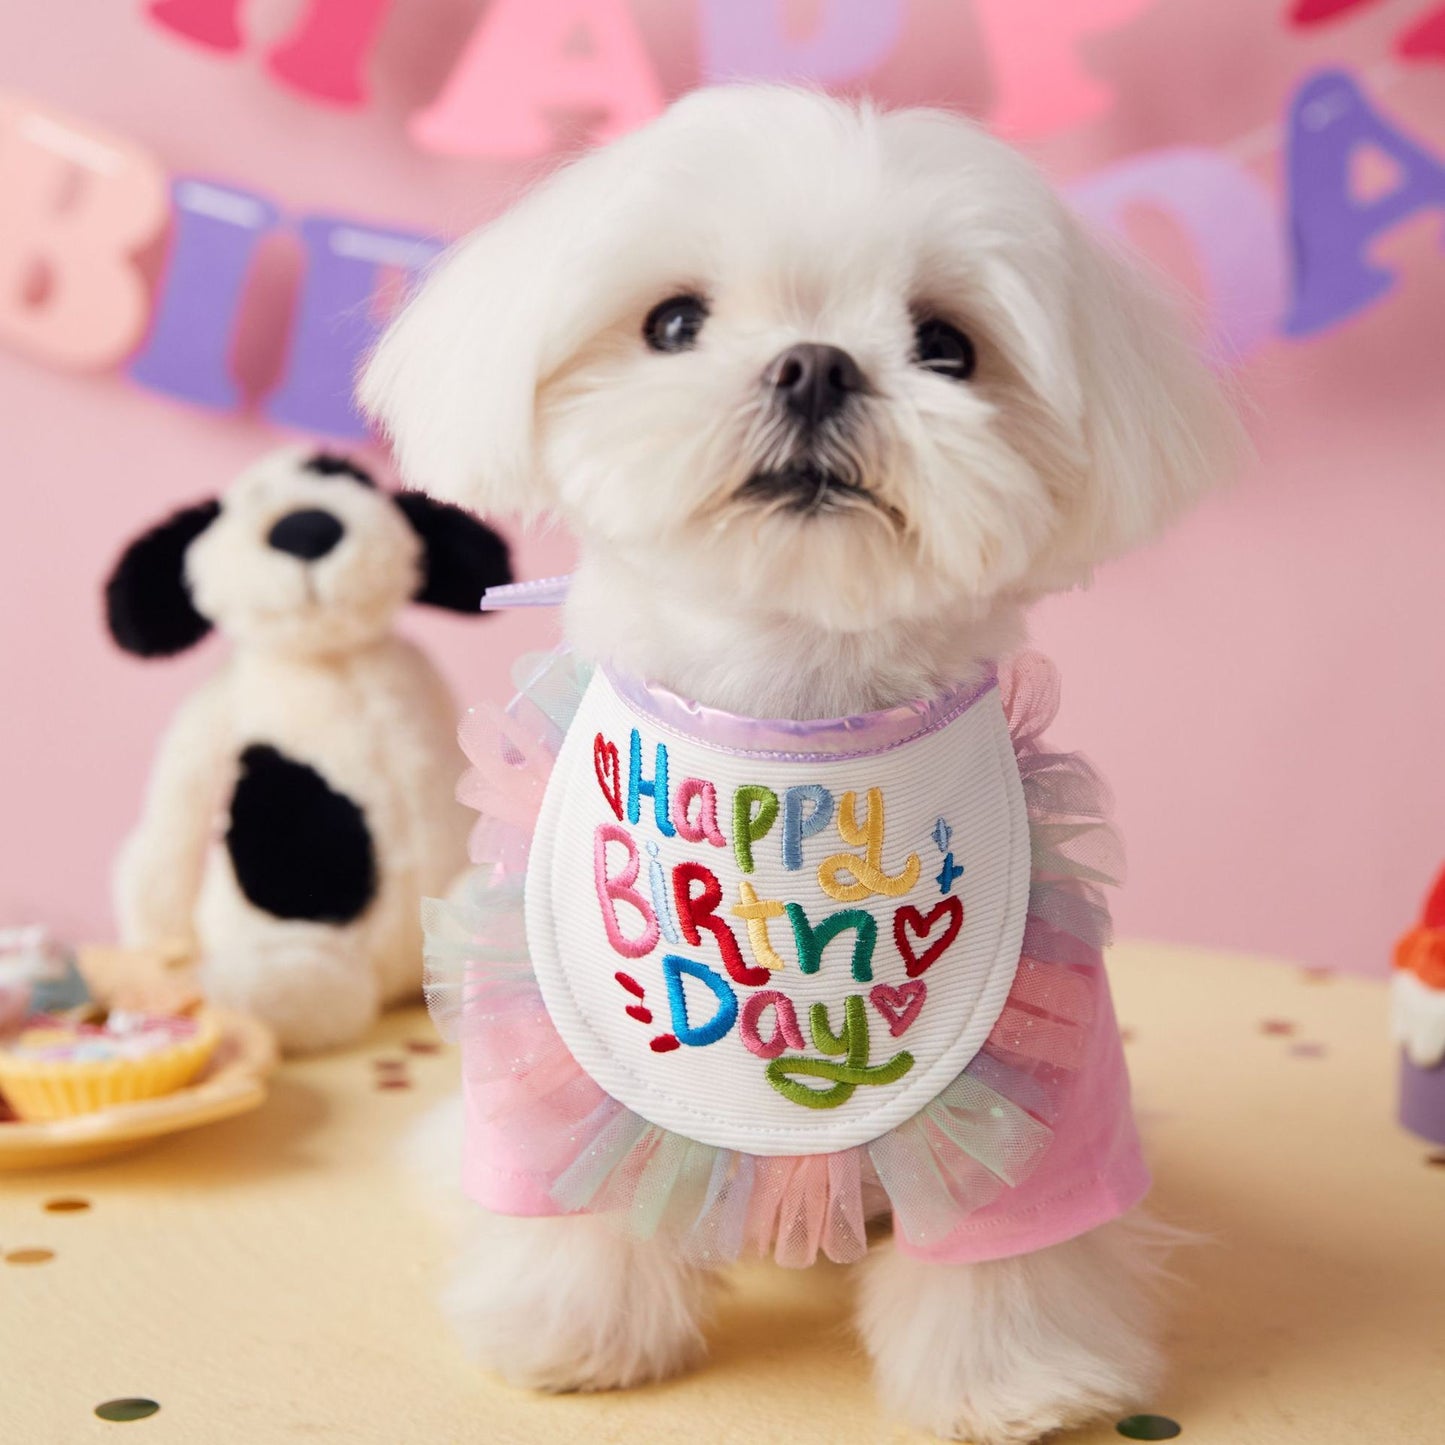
[361, 87, 1242, 1442]
[107, 446, 511, 1053]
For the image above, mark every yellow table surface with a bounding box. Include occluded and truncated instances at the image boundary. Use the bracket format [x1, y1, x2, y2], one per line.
[4, 943, 1441, 1444]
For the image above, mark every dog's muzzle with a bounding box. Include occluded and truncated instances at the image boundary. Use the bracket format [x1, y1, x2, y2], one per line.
[738, 461, 873, 512]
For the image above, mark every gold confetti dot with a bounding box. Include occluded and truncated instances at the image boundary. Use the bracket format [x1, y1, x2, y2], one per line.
[6, 1247, 55, 1265]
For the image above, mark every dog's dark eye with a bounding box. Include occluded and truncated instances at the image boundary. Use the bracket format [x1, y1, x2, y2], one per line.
[913, 318, 976, 381]
[644, 295, 708, 353]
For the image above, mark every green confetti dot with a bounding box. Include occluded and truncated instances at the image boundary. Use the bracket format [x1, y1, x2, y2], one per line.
[1117, 1416, 1181, 1441]
[95, 1399, 160, 1423]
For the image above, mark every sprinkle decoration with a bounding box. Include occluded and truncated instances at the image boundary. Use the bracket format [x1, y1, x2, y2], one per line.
[43, 1197, 91, 1213]
[372, 1055, 413, 1090]
[935, 854, 964, 894]
[1260, 1018, 1296, 1036]
[1116, 1415, 1182, 1441]
[95, 1398, 161, 1422]
[5, 1248, 55, 1265]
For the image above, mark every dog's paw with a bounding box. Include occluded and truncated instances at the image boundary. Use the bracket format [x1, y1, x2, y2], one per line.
[445, 1210, 711, 1392]
[857, 1218, 1173, 1444]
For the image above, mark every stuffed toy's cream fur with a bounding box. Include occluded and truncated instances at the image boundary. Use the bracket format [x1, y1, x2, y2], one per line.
[107, 446, 512, 1053]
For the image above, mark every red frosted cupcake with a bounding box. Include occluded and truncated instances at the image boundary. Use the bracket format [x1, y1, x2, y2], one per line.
[1393, 865, 1445, 1144]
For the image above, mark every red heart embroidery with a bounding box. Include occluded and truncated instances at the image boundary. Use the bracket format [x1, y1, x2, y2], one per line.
[593, 733, 623, 821]
[893, 896, 963, 978]
[870, 980, 926, 1037]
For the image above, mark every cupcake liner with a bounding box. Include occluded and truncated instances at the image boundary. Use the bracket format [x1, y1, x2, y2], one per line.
[0, 1013, 220, 1122]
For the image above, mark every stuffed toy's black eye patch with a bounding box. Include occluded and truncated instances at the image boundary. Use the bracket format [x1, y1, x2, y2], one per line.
[302, 453, 377, 487]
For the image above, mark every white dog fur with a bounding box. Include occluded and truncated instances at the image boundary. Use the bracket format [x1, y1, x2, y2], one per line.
[110, 446, 510, 1053]
[363, 86, 1241, 1443]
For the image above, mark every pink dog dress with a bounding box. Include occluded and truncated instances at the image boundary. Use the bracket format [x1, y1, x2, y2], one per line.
[424, 616, 1147, 1268]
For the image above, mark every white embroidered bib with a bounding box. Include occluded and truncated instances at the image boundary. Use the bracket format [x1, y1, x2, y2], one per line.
[524, 667, 1031, 1156]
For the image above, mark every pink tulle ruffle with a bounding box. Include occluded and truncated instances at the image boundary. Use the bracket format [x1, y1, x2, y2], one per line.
[423, 650, 1121, 1267]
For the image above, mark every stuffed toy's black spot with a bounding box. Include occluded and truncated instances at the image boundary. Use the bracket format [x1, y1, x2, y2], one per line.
[105, 499, 221, 658]
[395, 491, 514, 612]
[303, 453, 376, 487]
[226, 745, 377, 924]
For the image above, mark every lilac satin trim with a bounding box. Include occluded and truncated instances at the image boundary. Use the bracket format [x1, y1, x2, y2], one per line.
[477, 574, 996, 758]
[601, 664, 999, 762]
[480, 575, 573, 612]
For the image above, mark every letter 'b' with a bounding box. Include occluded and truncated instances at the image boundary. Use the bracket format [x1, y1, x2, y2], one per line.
[593, 822, 659, 958]
[0, 98, 168, 368]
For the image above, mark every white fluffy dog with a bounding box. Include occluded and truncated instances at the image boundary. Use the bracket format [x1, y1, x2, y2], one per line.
[363, 87, 1240, 1443]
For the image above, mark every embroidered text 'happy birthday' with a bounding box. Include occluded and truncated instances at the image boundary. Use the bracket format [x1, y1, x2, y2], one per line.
[525, 671, 1030, 1156]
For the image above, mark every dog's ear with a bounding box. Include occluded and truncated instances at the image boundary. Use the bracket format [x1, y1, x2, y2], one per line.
[358, 125, 669, 522]
[394, 492, 513, 613]
[1040, 223, 1248, 582]
[359, 198, 569, 521]
[105, 500, 221, 657]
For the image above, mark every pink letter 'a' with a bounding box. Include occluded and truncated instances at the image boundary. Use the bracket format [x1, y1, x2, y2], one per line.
[409, 0, 665, 159]
[594, 823, 660, 959]
[973, 0, 1154, 139]
[147, 0, 245, 51]
[0, 97, 168, 369]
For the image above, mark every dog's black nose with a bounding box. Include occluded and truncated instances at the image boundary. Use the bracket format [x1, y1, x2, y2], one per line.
[267, 509, 344, 560]
[766, 343, 865, 426]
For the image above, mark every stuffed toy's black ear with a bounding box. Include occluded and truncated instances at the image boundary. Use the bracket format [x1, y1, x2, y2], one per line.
[105, 499, 221, 657]
[394, 492, 513, 613]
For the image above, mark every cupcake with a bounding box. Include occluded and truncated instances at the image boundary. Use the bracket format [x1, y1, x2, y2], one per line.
[1393, 864, 1445, 1145]
[0, 1007, 219, 1122]
[0, 925, 89, 1035]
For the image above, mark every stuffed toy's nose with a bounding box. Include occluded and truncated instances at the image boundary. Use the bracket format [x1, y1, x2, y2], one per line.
[267, 509, 345, 560]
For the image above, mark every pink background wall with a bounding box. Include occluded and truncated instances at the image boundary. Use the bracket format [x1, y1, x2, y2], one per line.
[2, 0, 1442, 971]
